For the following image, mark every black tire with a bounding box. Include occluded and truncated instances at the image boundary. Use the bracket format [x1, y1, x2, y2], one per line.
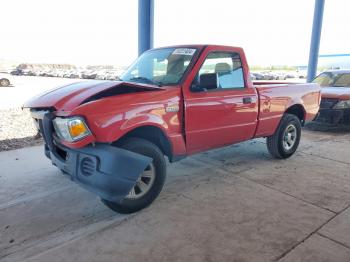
[0, 78, 10, 87]
[266, 113, 301, 159]
[102, 137, 166, 214]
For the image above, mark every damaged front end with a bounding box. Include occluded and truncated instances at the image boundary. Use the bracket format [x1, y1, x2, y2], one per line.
[33, 111, 152, 202]
[316, 98, 350, 125]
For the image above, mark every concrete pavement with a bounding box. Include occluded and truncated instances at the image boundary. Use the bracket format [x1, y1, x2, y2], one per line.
[1, 128, 350, 262]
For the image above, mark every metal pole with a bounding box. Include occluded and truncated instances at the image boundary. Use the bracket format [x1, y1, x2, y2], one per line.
[307, 0, 325, 82]
[138, 0, 154, 56]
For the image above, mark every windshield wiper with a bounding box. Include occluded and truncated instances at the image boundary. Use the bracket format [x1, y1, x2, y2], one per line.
[128, 77, 163, 87]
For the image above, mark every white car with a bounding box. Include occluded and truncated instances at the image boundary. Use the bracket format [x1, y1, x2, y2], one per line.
[0, 73, 11, 87]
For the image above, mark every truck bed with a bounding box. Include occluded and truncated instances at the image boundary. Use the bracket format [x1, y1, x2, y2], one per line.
[253, 82, 321, 138]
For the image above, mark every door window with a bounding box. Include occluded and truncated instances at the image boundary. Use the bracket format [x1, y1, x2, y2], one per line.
[194, 52, 245, 91]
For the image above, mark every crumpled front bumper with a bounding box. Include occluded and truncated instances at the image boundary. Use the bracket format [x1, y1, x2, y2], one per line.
[48, 143, 152, 202]
[39, 112, 152, 202]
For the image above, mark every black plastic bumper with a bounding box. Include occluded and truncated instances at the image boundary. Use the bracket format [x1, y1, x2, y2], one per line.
[47, 143, 152, 202]
[39, 112, 152, 202]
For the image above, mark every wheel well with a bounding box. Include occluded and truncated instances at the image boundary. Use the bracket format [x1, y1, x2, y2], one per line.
[285, 104, 305, 124]
[116, 126, 172, 160]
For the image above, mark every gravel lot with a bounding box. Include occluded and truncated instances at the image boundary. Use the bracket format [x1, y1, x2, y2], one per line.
[0, 76, 82, 151]
[0, 108, 42, 151]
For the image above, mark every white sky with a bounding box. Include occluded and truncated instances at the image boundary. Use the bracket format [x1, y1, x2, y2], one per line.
[0, 0, 349, 66]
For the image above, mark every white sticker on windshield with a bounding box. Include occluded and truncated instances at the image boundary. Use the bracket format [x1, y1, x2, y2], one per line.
[172, 48, 196, 56]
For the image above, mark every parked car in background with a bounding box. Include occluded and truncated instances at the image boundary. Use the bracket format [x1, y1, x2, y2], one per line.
[0, 74, 11, 87]
[82, 71, 98, 79]
[297, 70, 307, 79]
[63, 71, 72, 78]
[39, 71, 51, 77]
[25, 44, 321, 213]
[68, 71, 81, 78]
[251, 72, 264, 80]
[269, 72, 280, 80]
[94, 70, 108, 80]
[10, 69, 23, 76]
[24, 70, 37, 76]
[284, 72, 296, 80]
[95, 74, 106, 80]
[261, 72, 275, 80]
[105, 72, 120, 80]
[313, 70, 350, 124]
[275, 72, 287, 80]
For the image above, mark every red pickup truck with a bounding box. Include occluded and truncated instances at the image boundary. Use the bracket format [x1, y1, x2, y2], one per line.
[24, 45, 321, 213]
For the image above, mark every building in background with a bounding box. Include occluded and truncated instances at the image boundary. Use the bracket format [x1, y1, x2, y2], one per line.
[318, 54, 350, 69]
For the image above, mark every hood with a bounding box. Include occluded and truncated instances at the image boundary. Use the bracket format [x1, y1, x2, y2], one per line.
[24, 80, 164, 111]
[321, 86, 350, 100]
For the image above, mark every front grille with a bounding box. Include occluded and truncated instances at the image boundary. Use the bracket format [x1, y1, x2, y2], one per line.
[56, 146, 68, 160]
[320, 98, 339, 109]
[80, 157, 96, 176]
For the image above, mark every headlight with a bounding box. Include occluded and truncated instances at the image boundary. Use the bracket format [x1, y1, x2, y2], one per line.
[333, 100, 350, 109]
[53, 117, 91, 142]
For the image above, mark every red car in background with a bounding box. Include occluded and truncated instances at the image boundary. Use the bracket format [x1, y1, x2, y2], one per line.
[313, 70, 350, 124]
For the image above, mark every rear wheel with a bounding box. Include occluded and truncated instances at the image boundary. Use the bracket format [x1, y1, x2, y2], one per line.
[266, 114, 301, 159]
[0, 78, 10, 87]
[101, 137, 166, 214]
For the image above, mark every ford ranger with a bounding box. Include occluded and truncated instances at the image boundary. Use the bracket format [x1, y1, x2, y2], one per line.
[24, 45, 321, 213]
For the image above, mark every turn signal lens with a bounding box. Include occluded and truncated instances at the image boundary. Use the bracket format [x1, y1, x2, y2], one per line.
[68, 119, 88, 138]
[53, 117, 91, 142]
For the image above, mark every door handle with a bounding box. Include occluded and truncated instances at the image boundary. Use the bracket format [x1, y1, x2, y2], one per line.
[243, 97, 253, 104]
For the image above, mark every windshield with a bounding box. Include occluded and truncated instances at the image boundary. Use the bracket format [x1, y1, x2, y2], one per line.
[312, 72, 350, 87]
[120, 47, 197, 86]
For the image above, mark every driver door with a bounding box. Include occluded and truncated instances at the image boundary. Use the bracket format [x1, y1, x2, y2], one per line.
[183, 48, 259, 154]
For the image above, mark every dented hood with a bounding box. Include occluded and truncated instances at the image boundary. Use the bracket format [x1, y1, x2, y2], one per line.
[321, 86, 350, 100]
[24, 80, 163, 111]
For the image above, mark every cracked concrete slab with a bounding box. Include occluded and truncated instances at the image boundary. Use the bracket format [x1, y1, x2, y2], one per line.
[217, 152, 350, 213]
[279, 233, 350, 262]
[195, 137, 350, 213]
[0, 185, 117, 259]
[24, 168, 332, 262]
[301, 129, 350, 164]
[0, 146, 72, 206]
[319, 206, 350, 248]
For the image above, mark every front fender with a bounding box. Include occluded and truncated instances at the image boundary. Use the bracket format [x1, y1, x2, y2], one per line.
[105, 113, 169, 143]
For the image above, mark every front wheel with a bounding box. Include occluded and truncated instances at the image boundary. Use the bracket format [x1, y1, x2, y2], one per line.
[102, 137, 166, 214]
[266, 114, 301, 159]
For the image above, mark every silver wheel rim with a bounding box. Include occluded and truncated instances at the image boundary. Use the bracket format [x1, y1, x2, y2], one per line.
[126, 162, 155, 199]
[283, 124, 297, 151]
[0, 80, 8, 86]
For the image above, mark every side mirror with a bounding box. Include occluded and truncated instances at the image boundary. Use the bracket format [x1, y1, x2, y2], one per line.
[199, 73, 218, 90]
